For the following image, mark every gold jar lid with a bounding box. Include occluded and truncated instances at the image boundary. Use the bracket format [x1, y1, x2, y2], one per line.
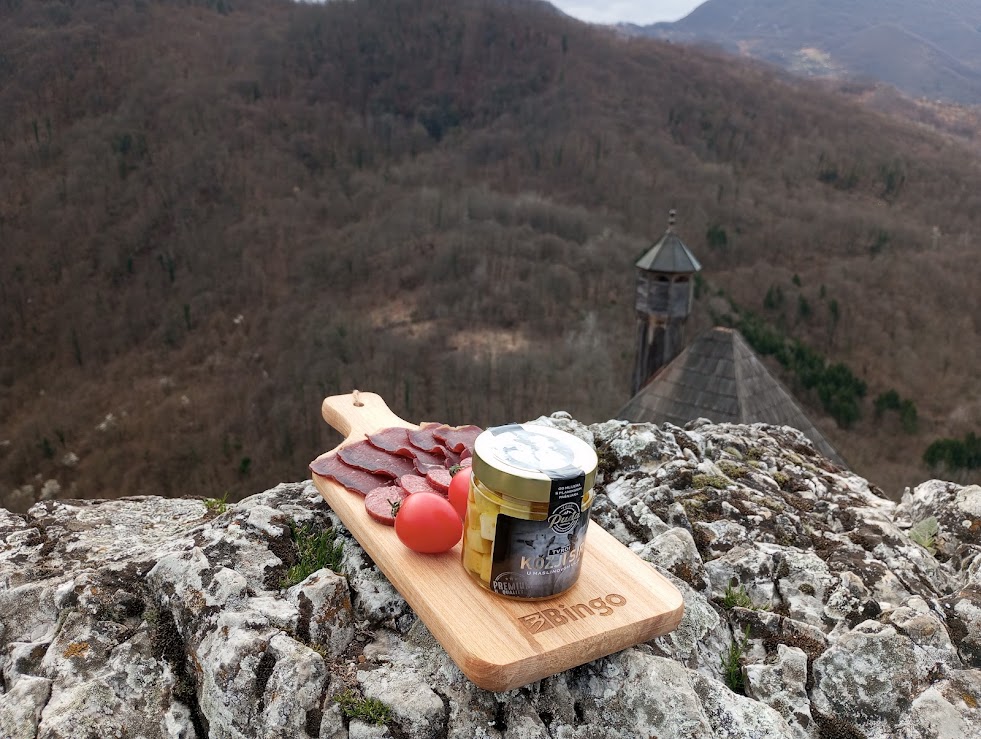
[471, 424, 598, 504]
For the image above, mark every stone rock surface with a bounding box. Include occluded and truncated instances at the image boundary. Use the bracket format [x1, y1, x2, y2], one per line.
[1, 417, 980, 738]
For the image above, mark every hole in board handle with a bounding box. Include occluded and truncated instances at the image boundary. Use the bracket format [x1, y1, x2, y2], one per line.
[352, 389, 364, 407]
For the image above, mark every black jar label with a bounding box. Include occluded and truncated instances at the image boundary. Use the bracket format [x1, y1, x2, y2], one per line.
[546, 473, 585, 519]
[489, 505, 591, 599]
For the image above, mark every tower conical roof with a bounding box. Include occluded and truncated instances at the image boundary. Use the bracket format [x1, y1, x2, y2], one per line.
[618, 327, 844, 466]
[635, 230, 702, 274]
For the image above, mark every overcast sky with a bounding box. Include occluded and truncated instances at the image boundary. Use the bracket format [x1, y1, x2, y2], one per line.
[549, 1, 704, 25]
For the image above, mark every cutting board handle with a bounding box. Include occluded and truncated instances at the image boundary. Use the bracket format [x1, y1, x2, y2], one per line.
[321, 391, 415, 441]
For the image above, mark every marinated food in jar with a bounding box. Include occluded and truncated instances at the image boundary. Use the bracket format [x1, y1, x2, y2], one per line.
[462, 424, 598, 600]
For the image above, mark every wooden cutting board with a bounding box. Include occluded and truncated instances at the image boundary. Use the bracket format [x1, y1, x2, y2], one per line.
[310, 391, 684, 692]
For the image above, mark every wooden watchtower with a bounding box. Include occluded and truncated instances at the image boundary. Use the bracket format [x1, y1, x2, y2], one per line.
[631, 211, 702, 395]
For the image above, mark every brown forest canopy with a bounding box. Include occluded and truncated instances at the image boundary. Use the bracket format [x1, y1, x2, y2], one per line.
[0, 0, 979, 509]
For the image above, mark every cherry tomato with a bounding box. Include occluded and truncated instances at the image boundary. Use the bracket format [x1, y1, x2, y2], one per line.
[447, 469, 470, 520]
[394, 492, 463, 554]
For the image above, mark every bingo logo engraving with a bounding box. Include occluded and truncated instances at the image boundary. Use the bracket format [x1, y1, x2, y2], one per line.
[516, 593, 628, 634]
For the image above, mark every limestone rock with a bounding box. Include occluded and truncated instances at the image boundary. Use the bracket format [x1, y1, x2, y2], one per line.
[940, 585, 981, 668]
[637, 526, 709, 591]
[744, 644, 813, 738]
[358, 663, 446, 739]
[811, 621, 918, 735]
[1, 421, 980, 738]
[286, 570, 356, 658]
[0, 676, 51, 738]
[898, 481, 981, 555]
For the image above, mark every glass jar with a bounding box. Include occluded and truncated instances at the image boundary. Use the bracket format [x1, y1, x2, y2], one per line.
[461, 423, 598, 600]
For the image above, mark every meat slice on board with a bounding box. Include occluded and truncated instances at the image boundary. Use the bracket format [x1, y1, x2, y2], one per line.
[434, 425, 482, 455]
[338, 440, 418, 479]
[407, 424, 449, 454]
[367, 427, 415, 456]
[426, 468, 453, 493]
[412, 448, 450, 475]
[400, 474, 445, 497]
[365, 485, 409, 526]
[309, 452, 390, 496]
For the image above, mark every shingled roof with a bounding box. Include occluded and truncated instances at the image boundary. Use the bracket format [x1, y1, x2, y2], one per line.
[635, 231, 703, 274]
[618, 327, 845, 465]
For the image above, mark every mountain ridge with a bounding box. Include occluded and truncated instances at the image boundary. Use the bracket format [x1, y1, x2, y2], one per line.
[638, 0, 981, 104]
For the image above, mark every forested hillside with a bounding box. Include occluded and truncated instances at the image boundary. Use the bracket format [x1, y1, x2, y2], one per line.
[1, 0, 979, 510]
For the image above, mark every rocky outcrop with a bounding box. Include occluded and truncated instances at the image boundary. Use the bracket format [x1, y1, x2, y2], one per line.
[1, 416, 980, 738]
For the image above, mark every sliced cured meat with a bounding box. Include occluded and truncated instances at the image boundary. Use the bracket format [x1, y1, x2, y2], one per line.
[426, 468, 452, 493]
[367, 427, 414, 455]
[411, 447, 447, 470]
[412, 447, 446, 464]
[365, 486, 409, 526]
[400, 474, 444, 497]
[407, 424, 449, 454]
[459, 456, 473, 468]
[441, 445, 461, 467]
[338, 440, 417, 479]
[413, 460, 441, 475]
[369, 426, 451, 469]
[433, 425, 483, 454]
[313, 422, 479, 524]
[310, 452, 390, 496]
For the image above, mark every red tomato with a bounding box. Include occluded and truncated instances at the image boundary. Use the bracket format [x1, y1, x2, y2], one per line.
[447, 469, 470, 520]
[394, 492, 463, 554]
